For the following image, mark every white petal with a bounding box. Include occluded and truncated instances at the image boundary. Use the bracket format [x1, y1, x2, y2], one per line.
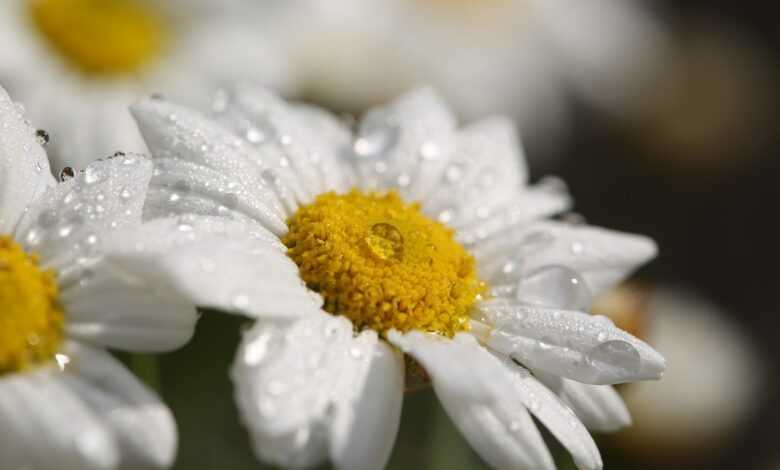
[457, 179, 572, 248]
[211, 84, 355, 199]
[59, 256, 198, 352]
[495, 358, 602, 470]
[475, 299, 666, 384]
[63, 341, 177, 468]
[423, 117, 528, 229]
[143, 156, 293, 228]
[388, 331, 555, 470]
[232, 312, 402, 469]
[130, 96, 287, 234]
[95, 215, 320, 319]
[533, 370, 631, 432]
[0, 366, 119, 470]
[14, 154, 153, 271]
[349, 88, 457, 201]
[471, 220, 657, 297]
[330, 340, 404, 470]
[0, 85, 55, 233]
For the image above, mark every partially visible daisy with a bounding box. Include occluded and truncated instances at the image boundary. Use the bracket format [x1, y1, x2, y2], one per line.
[130, 86, 665, 469]
[0, 0, 290, 171]
[255, 0, 667, 145]
[0, 85, 214, 469]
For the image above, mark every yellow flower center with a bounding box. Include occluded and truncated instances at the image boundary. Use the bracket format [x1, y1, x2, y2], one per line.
[0, 235, 64, 375]
[284, 190, 485, 337]
[28, 0, 167, 76]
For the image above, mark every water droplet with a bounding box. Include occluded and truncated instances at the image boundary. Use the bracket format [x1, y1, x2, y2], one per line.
[365, 223, 404, 261]
[34, 129, 49, 147]
[37, 209, 57, 228]
[119, 188, 132, 201]
[438, 210, 453, 224]
[515, 265, 592, 310]
[397, 173, 411, 187]
[172, 180, 191, 193]
[571, 241, 584, 254]
[83, 167, 102, 185]
[352, 124, 401, 159]
[232, 293, 250, 310]
[419, 141, 440, 161]
[59, 167, 74, 182]
[211, 88, 230, 113]
[349, 347, 363, 359]
[587, 340, 640, 371]
[445, 165, 462, 183]
[169, 193, 181, 203]
[55, 353, 70, 370]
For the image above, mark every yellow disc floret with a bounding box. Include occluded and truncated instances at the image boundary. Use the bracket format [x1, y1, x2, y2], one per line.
[0, 235, 64, 374]
[29, 0, 167, 76]
[284, 190, 485, 336]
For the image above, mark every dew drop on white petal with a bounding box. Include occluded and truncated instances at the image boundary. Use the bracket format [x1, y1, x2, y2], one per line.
[349, 347, 363, 359]
[587, 340, 640, 371]
[352, 124, 400, 159]
[34, 129, 49, 147]
[419, 141, 440, 161]
[397, 173, 411, 187]
[83, 166, 103, 185]
[55, 353, 70, 370]
[232, 293, 250, 310]
[59, 167, 75, 182]
[515, 265, 592, 310]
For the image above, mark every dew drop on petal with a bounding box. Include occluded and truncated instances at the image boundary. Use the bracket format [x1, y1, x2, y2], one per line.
[587, 340, 640, 371]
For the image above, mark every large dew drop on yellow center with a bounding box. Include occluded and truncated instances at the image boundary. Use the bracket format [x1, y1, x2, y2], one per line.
[29, 0, 167, 76]
[284, 190, 485, 337]
[0, 235, 64, 374]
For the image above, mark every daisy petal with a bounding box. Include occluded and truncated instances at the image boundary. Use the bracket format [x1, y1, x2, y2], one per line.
[533, 369, 631, 432]
[471, 220, 657, 297]
[350, 87, 457, 201]
[14, 154, 152, 271]
[59, 257, 197, 352]
[476, 299, 666, 385]
[232, 312, 401, 469]
[458, 180, 572, 248]
[63, 341, 177, 469]
[130, 96, 287, 234]
[496, 358, 602, 470]
[144, 156, 292, 229]
[211, 84, 355, 199]
[423, 117, 528, 229]
[0, 85, 55, 233]
[388, 331, 555, 470]
[95, 216, 318, 319]
[330, 340, 404, 470]
[0, 366, 119, 470]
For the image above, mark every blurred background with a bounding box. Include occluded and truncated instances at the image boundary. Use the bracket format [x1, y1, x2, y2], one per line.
[129, 0, 778, 468]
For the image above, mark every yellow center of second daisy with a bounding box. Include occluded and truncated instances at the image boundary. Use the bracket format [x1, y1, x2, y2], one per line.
[28, 0, 167, 76]
[283, 190, 485, 337]
[0, 235, 64, 375]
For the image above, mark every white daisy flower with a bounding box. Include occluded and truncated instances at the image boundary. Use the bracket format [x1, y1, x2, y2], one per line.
[0, 0, 290, 172]
[256, 0, 667, 145]
[130, 86, 666, 470]
[0, 85, 210, 469]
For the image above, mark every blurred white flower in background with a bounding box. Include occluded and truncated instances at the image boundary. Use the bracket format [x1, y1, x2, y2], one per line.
[613, 286, 765, 460]
[257, 0, 668, 151]
[0, 0, 291, 172]
[129, 85, 666, 470]
[0, 86, 204, 469]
